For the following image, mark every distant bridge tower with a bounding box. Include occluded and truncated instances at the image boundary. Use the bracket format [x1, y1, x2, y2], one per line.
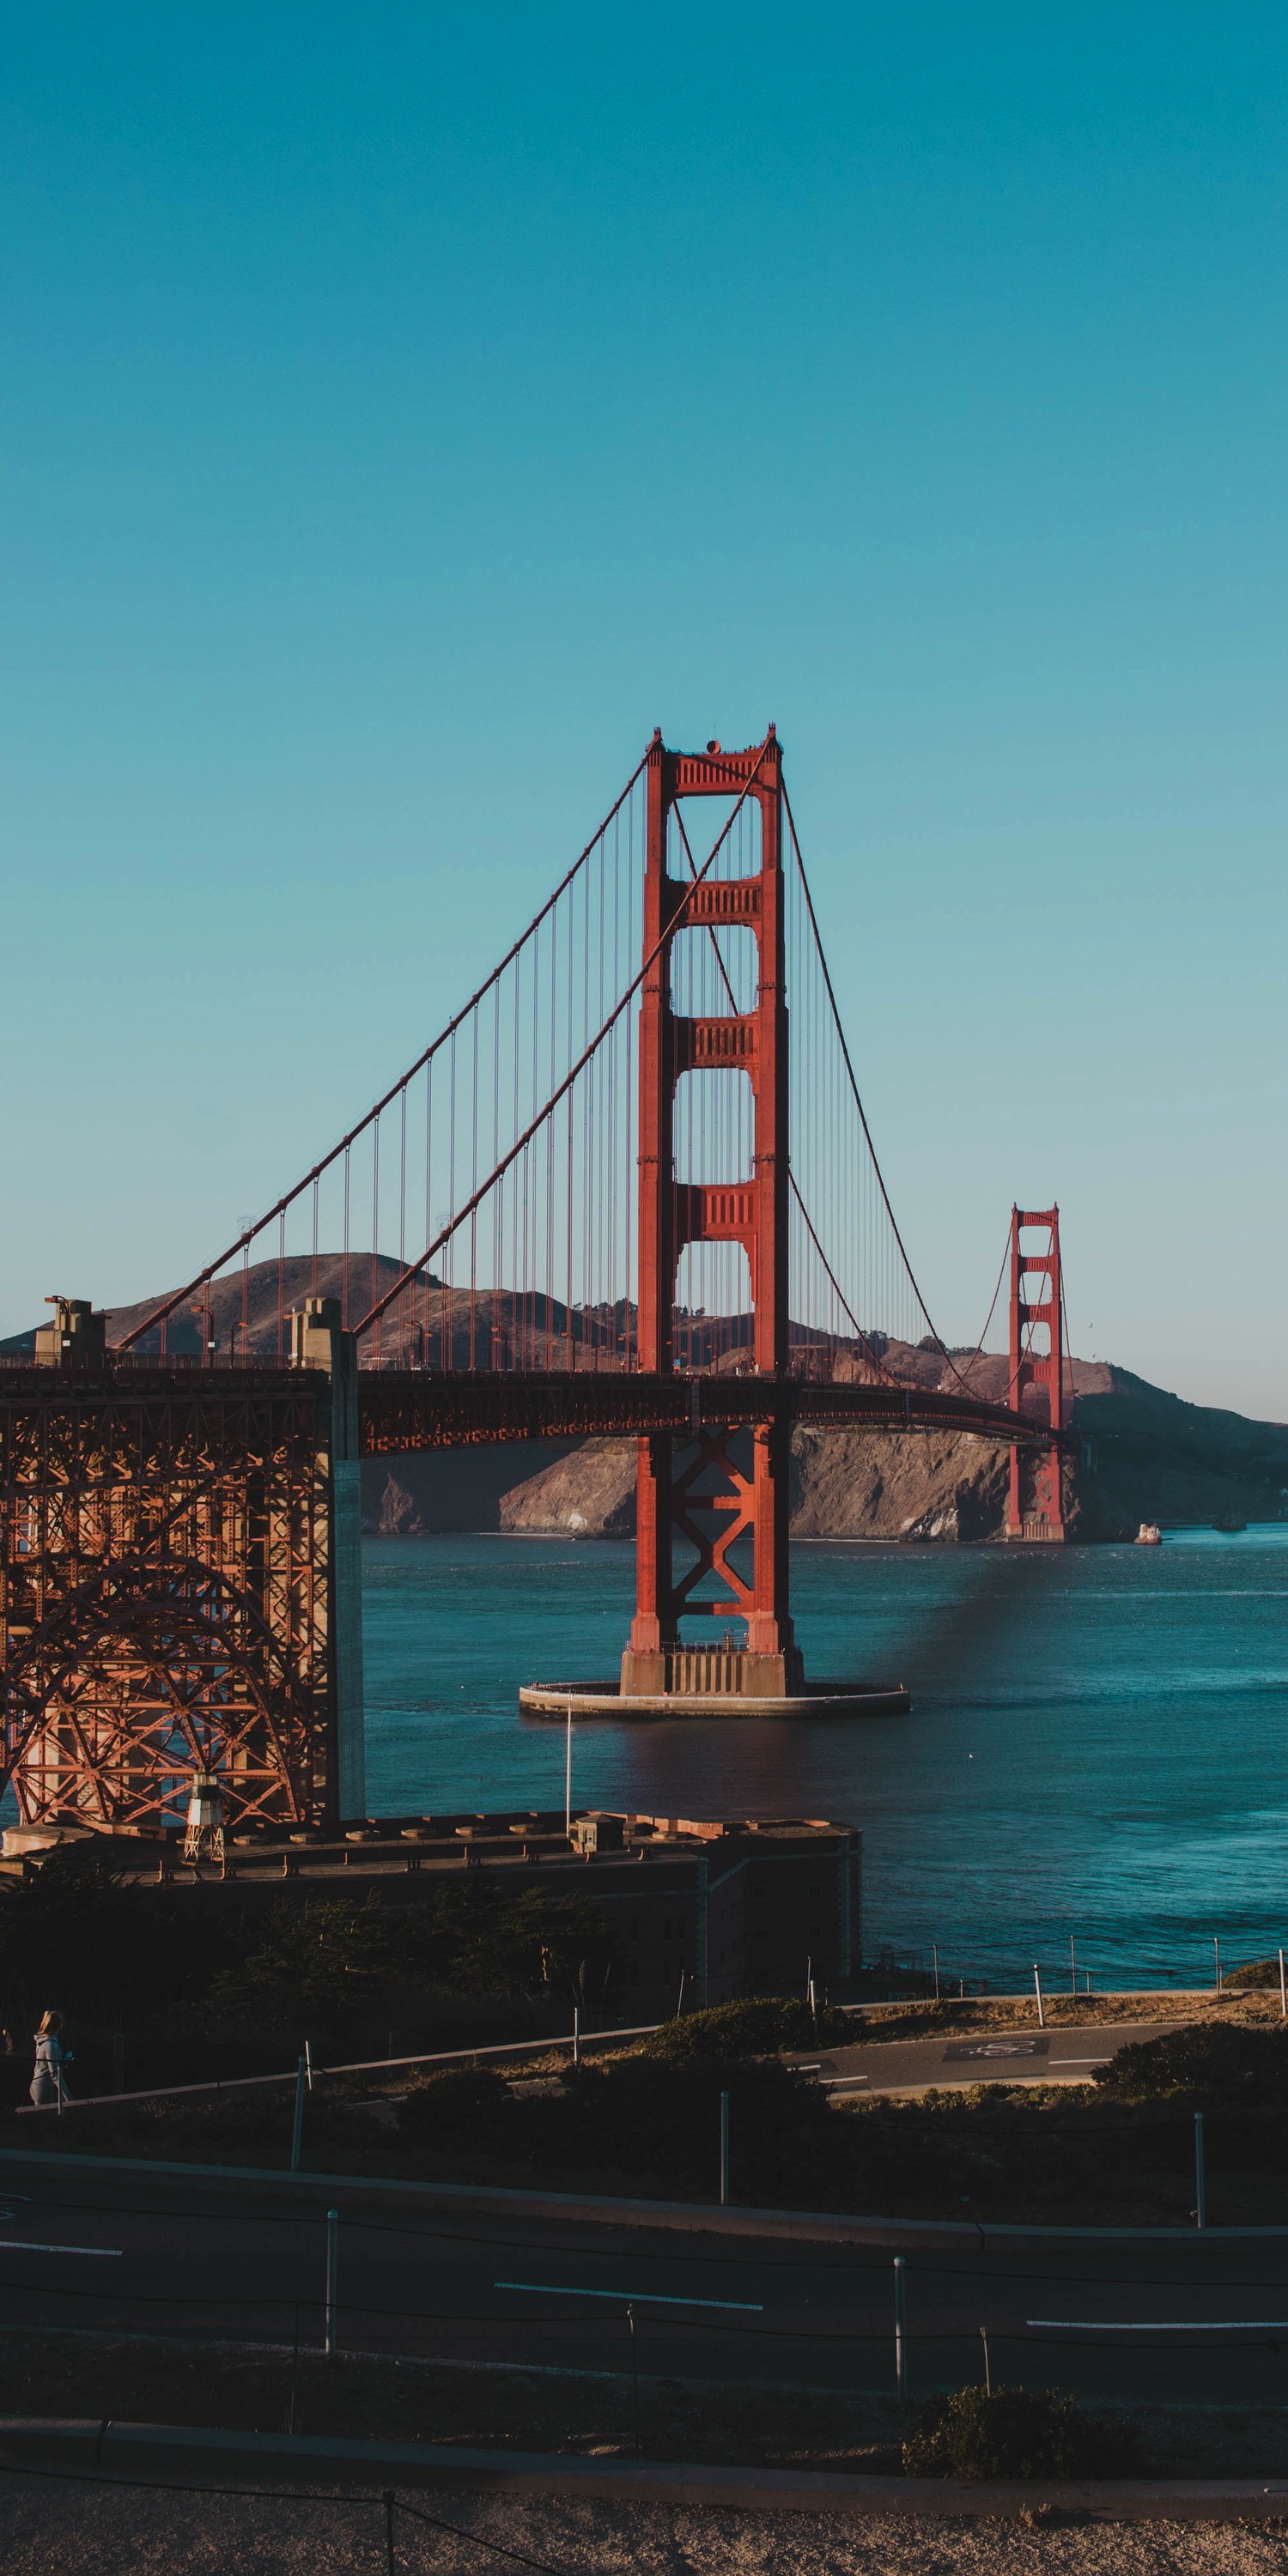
[1005, 1206, 1066, 1542]
[622, 730, 801, 1698]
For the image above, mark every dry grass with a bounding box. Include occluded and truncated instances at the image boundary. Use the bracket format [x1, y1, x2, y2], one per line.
[846, 1992, 1283, 2042]
[3, 2477, 1288, 2575]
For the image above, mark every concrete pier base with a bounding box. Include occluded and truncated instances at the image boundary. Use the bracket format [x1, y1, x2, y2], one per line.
[518, 1677, 910, 1719]
[619, 1644, 804, 1699]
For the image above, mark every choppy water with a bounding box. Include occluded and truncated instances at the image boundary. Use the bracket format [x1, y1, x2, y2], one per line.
[362, 1525, 1288, 1990]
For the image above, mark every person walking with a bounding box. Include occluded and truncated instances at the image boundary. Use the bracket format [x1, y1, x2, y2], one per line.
[30, 2011, 71, 2108]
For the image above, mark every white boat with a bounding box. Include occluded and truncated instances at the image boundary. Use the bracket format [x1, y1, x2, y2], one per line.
[1134, 1522, 1162, 1546]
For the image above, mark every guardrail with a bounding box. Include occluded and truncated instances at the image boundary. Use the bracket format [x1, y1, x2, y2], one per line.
[15, 2020, 668, 2116]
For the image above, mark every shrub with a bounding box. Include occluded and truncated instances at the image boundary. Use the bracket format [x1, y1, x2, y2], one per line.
[513, 2052, 837, 2201]
[643, 1997, 852, 2061]
[205, 1894, 400, 2027]
[397, 2064, 510, 2142]
[902, 2385, 1139, 2479]
[400, 1883, 617, 2006]
[1097, 2021, 1288, 2106]
[1223, 1959, 1282, 1990]
[35, 2081, 388, 2168]
[0, 1840, 191, 2033]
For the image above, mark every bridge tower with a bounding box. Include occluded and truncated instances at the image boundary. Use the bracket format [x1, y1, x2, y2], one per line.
[1005, 1206, 1066, 1542]
[621, 730, 803, 1699]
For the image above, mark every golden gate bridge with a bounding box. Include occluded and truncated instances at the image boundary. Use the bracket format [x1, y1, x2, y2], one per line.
[0, 729, 1068, 1843]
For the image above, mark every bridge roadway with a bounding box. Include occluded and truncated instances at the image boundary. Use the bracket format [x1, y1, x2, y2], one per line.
[0, 2146, 1283, 2413]
[0, 1357, 1055, 1452]
[359, 1367, 1055, 1452]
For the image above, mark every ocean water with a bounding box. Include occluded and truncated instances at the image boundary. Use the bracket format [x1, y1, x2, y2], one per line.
[362, 1525, 1288, 1990]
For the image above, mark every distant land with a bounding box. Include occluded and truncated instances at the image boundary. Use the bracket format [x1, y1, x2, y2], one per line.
[4, 1256, 1285, 1543]
[374, 1367, 1288, 1545]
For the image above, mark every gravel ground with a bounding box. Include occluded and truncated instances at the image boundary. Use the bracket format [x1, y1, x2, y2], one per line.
[2, 2479, 1288, 2574]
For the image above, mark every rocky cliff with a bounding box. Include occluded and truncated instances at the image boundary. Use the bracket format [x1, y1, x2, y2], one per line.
[492, 1367, 1288, 1543]
[494, 1424, 1018, 1542]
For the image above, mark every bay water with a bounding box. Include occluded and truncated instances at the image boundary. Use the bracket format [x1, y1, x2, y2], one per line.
[362, 1525, 1288, 1991]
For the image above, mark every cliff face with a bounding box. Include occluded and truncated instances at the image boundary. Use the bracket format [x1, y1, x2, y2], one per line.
[361, 1442, 573, 1536]
[496, 1427, 1019, 1542]
[788, 1427, 1012, 1543]
[495, 1370, 1288, 1544]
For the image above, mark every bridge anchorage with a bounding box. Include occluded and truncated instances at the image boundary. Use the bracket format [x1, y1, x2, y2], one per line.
[1, 726, 1069, 1845]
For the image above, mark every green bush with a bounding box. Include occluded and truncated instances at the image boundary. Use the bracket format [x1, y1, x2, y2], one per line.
[903, 2385, 1139, 2479]
[516, 2053, 835, 2201]
[643, 1997, 852, 2061]
[1097, 2021, 1288, 2106]
[33, 2080, 387, 2168]
[385, 2050, 835, 2200]
[1223, 1959, 1282, 1990]
[205, 1894, 399, 2027]
[397, 2064, 510, 2142]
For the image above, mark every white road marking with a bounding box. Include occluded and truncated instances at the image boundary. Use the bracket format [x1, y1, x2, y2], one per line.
[0, 2240, 123, 2258]
[1029, 2318, 1288, 2332]
[495, 2280, 762, 2311]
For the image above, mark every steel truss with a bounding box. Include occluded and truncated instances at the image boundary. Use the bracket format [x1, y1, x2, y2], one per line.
[0, 1371, 337, 1834]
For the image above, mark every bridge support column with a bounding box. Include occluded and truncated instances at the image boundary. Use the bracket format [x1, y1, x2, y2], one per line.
[292, 1299, 367, 1820]
[1005, 1206, 1067, 1543]
[0, 1302, 366, 1846]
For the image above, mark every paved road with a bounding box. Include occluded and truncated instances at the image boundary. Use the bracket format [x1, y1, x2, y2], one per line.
[790, 2017, 1184, 2099]
[3, 2149, 1288, 2411]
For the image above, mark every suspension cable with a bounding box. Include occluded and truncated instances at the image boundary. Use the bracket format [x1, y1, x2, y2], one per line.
[118, 749, 652, 1351]
[781, 780, 972, 1390]
[354, 736, 777, 1338]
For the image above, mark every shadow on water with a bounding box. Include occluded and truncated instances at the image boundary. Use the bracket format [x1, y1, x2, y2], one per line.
[805, 1539, 1051, 1703]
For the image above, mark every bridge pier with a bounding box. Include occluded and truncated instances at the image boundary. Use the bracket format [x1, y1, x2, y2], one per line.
[0, 1298, 365, 1846]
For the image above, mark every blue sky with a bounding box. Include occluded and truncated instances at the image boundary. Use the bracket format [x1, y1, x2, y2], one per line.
[3, 4, 1285, 1415]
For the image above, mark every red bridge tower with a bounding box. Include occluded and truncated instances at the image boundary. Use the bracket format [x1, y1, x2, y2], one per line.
[1005, 1205, 1066, 1542]
[621, 730, 802, 1698]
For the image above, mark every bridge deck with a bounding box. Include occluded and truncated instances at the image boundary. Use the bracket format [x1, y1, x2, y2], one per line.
[360, 1368, 1057, 1449]
[0, 1361, 1058, 1451]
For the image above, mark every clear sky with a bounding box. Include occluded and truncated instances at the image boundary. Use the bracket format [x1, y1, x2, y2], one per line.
[3, 4, 1285, 1416]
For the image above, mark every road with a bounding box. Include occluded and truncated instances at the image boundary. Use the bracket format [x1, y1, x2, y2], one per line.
[791, 2016, 1184, 2098]
[2, 2146, 1288, 2412]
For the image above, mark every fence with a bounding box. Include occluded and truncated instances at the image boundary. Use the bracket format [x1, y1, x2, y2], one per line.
[3, 2166, 1288, 2419]
[0, 2459, 576, 2573]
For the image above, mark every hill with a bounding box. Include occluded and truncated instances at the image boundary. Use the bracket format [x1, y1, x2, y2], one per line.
[371, 1359, 1288, 1544]
[6, 1261, 1285, 1541]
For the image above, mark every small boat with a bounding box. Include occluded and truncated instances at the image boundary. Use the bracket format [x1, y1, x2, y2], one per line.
[1134, 1522, 1162, 1546]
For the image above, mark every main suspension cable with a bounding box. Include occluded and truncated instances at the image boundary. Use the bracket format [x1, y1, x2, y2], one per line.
[118, 749, 652, 1351]
[782, 780, 969, 1391]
